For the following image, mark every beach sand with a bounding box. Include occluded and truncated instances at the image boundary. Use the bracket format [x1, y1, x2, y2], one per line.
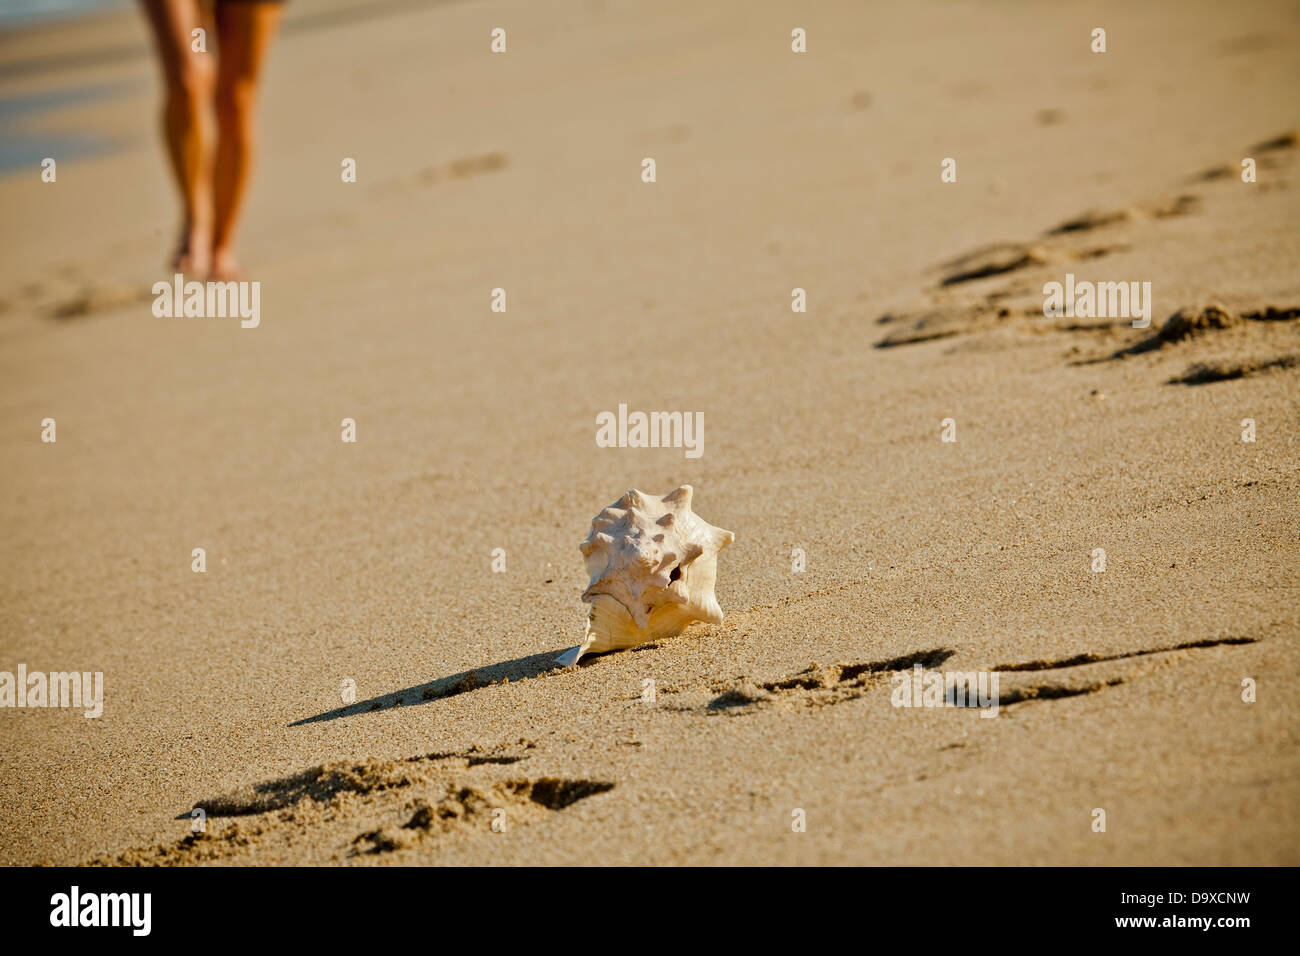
[0, 0, 1297, 865]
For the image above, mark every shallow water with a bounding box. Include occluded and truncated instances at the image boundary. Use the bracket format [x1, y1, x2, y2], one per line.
[0, 0, 127, 30]
[0, 80, 137, 175]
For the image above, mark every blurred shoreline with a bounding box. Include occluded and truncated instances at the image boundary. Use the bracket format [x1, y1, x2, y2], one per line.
[0, 0, 452, 174]
[0, 0, 128, 32]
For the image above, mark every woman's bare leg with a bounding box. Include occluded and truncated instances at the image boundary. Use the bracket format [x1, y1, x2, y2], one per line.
[211, 1, 282, 280]
[139, 0, 215, 274]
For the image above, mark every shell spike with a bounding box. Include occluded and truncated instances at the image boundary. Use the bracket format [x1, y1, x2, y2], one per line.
[661, 484, 693, 508]
[616, 489, 648, 510]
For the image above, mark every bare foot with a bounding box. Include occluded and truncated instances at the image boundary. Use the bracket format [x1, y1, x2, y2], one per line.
[172, 222, 211, 276]
[209, 248, 245, 282]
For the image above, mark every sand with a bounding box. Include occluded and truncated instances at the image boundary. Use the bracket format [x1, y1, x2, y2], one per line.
[0, 0, 1297, 866]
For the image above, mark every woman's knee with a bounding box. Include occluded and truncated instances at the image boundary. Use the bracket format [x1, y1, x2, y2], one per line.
[215, 78, 258, 126]
[168, 56, 215, 115]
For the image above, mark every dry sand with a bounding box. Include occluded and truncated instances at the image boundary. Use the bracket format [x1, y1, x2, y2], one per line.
[0, 0, 1297, 865]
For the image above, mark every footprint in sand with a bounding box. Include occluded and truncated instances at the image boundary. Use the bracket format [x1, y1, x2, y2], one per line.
[92, 746, 612, 865]
[1074, 303, 1300, 381]
[872, 129, 1298, 358]
[46, 282, 153, 320]
[695, 638, 1259, 716]
[373, 151, 510, 194]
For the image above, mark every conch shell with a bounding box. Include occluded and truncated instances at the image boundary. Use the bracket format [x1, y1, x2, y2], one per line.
[555, 485, 734, 666]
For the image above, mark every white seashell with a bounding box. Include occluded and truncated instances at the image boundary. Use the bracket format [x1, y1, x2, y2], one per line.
[555, 485, 734, 665]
